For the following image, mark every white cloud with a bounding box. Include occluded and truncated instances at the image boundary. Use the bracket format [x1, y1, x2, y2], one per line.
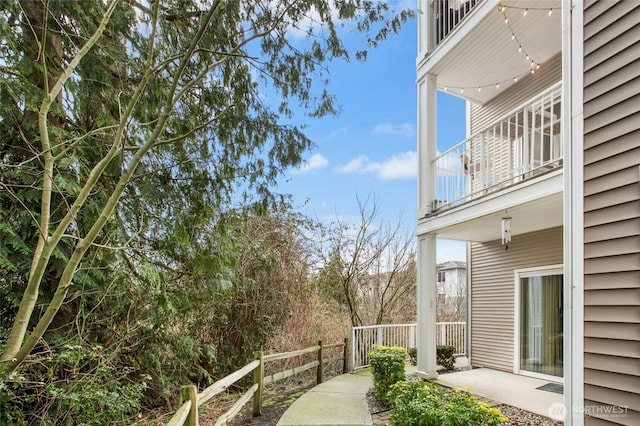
[335, 151, 417, 180]
[292, 153, 329, 175]
[334, 154, 369, 174]
[373, 122, 415, 137]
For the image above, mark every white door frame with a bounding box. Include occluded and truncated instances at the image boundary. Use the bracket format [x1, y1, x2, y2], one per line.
[514, 264, 564, 383]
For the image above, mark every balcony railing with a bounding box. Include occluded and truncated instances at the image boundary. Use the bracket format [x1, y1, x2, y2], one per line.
[433, 82, 563, 211]
[435, 0, 481, 46]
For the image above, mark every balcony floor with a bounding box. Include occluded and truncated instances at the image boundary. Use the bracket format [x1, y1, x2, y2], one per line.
[436, 368, 563, 419]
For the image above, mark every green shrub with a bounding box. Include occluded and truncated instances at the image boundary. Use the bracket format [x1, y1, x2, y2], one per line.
[407, 347, 417, 365]
[0, 340, 149, 426]
[369, 345, 407, 404]
[388, 381, 508, 426]
[436, 345, 456, 370]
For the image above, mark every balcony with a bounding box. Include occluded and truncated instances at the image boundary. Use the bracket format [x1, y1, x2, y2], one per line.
[420, 0, 562, 105]
[434, 0, 481, 46]
[432, 82, 562, 213]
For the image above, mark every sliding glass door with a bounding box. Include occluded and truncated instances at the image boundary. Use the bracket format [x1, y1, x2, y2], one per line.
[517, 267, 563, 379]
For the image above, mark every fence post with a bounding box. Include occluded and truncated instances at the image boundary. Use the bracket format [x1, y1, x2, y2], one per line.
[316, 340, 324, 384]
[342, 338, 349, 373]
[253, 351, 264, 416]
[180, 385, 198, 426]
[351, 328, 356, 372]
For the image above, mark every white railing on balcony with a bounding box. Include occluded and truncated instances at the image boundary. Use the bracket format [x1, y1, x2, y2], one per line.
[351, 322, 466, 369]
[432, 82, 563, 211]
[434, 0, 481, 46]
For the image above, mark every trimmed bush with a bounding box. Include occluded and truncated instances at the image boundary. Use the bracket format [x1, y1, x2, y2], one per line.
[369, 345, 406, 404]
[436, 345, 456, 370]
[407, 347, 417, 365]
[388, 380, 508, 426]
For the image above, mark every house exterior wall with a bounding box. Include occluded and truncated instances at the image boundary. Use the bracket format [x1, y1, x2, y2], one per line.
[470, 227, 562, 372]
[582, 1, 640, 424]
[469, 53, 562, 134]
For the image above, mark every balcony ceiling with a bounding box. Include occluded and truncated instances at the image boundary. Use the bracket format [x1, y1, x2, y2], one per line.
[429, 0, 562, 105]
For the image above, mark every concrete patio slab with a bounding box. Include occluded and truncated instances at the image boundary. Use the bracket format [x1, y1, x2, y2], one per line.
[435, 368, 563, 419]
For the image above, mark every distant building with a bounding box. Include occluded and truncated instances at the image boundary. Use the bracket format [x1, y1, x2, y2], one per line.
[436, 261, 466, 322]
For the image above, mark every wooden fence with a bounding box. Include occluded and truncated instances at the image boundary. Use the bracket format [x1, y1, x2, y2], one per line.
[166, 339, 348, 426]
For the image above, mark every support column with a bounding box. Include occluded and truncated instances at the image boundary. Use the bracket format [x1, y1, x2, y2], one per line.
[416, 233, 437, 379]
[417, 73, 437, 217]
[563, 1, 584, 425]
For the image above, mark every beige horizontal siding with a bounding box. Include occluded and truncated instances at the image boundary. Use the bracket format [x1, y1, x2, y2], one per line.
[585, 353, 640, 376]
[469, 227, 562, 372]
[584, 1, 640, 420]
[469, 54, 562, 133]
[584, 271, 640, 290]
[584, 385, 640, 412]
[583, 219, 640, 243]
[584, 337, 640, 359]
[583, 400, 640, 426]
[585, 323, 640, 341]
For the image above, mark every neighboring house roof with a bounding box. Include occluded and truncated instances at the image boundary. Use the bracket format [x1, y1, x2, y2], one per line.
[437, 261, 466, 271]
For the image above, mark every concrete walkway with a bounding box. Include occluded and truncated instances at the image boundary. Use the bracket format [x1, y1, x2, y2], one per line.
[277, 369, 373, 426]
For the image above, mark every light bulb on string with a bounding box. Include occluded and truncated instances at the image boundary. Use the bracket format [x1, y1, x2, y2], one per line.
[523, 8, 528, 16]
[548, 9, 553, 16]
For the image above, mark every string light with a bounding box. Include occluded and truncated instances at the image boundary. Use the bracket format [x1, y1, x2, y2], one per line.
[437, 4, 556, 95]
[499, 2, 546, 81]
[438, 69, 535, 95]
[498, 3, 560, 13]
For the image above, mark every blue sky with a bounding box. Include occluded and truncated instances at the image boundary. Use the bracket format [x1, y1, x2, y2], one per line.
[276, 9, 467, 262]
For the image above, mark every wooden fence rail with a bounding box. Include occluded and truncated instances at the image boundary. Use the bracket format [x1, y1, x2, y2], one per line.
[165, 338, 349, 426]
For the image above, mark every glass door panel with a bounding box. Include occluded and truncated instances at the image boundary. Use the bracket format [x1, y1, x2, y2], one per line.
[520, 274, 563, 378]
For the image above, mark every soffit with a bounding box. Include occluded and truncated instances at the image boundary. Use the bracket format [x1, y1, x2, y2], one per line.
[430, 0, 562, 104]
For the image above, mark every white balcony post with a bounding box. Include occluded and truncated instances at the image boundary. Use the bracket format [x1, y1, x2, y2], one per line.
[417, 73, 437, 216]
[418, 0, 434, 57]
[417, 233, 437, 379]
